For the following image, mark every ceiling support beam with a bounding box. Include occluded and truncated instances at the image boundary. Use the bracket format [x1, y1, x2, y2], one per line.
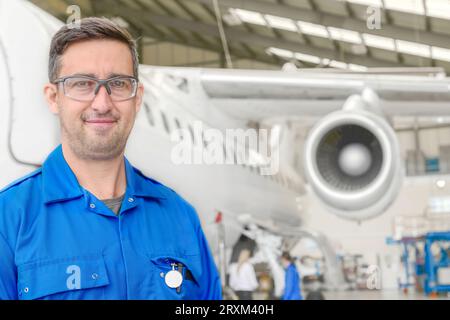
[188, 0, 450, 49]
[99, 4, 406, 68]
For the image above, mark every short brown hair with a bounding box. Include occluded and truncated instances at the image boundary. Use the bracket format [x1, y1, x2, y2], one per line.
[48, 17, 139, 82]
[281, 251, 293, 262]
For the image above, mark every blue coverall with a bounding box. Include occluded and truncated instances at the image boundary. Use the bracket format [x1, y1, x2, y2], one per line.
[283, 263, 303, 300]
[0, 145, 222, 300]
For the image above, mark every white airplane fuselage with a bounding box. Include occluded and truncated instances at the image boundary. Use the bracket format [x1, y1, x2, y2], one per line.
[3, 0, 450, 294]
[0, 0, 302, 255]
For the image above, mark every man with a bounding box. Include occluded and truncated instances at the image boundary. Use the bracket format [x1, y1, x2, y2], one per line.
[280, 252, 303, 300]
[0, 17, 221, 300]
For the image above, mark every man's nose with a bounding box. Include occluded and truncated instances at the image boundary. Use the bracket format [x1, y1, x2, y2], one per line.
[90, 85, 113, 113]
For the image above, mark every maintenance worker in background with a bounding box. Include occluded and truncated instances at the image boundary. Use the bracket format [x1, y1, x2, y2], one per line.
[281, 251, 303, 300]
[229, 249, 259, 300]
[0, 17, 221, 300]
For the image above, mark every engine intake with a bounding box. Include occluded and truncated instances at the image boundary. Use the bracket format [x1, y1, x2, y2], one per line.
[304, 95, 402, 220]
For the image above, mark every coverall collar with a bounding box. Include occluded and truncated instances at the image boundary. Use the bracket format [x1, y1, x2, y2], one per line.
[42, 144, 165, 204]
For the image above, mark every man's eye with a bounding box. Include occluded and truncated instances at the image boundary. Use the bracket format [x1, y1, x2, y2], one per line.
[73, 80, 94, 88]
[110, 80, 126, 88]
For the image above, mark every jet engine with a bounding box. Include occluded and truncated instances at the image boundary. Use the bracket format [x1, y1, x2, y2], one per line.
[303, 90, 403, 220]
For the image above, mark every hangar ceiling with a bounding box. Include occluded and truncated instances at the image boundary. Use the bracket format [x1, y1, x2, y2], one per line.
[30, 0, 450, 73]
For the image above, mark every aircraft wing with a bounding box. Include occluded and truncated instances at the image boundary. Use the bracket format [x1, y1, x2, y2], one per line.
[196, 68, 450, 120]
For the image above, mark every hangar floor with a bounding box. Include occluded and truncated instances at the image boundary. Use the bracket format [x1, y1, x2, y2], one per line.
[322, 289, 450, 300]
[251, 289, 450, 300]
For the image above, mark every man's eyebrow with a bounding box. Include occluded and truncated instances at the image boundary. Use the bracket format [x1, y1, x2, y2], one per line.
[68, 73, 133, 79]
[69, 73, 97, 78]
[107, 73, 134, 78]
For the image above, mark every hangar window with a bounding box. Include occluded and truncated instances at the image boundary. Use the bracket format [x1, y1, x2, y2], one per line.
[174, 118, 181, 130]
[202, 132, 208, 148]
[188, 125, 196, 145]
[173, 117, 184, 140]
[282, 175, 286, 186]
[160, 111, 171, 135]
[222, 143, 227, 160]
[143, 102, 155, 127]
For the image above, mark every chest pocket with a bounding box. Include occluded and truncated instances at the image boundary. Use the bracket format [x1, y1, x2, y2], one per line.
[17, 255, 110, 300]
[148, 253, 201, 300]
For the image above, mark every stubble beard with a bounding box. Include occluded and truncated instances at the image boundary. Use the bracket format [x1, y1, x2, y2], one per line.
[60, 111, 133, 161]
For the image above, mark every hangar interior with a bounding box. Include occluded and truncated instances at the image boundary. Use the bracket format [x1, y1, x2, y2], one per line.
[25, 0, 450, 300]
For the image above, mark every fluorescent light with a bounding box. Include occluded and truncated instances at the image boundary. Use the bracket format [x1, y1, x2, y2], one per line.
[396, 40, 431, 58]
[297, 21, 329, 38]
[264, 15, 298, 32]
[362, 33, 396, 51]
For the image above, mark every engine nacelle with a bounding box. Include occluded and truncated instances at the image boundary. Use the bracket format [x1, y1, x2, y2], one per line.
[304, 93, 403, 221]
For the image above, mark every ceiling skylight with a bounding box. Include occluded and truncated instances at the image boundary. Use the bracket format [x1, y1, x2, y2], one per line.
[264, 15, 298, 32]
[228, 8, 266, 26]
[362, 33, 396, 51]
[328, 27, 362, 44]
[265, 47, 294, 59]
[294, 52, 322, 64]
[396, 40, 431, 58]
[384, 0, 425, 15]
[229, 8, 450, 63]
[347, 0, 450, 20]
[426, 0, 450, 20]
[297, 21, 329, 38]
[431, 46, 450, 62]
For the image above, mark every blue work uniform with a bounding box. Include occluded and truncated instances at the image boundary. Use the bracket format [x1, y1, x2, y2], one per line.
[282, 263, 303, 300]
[0, 145, 222, 300]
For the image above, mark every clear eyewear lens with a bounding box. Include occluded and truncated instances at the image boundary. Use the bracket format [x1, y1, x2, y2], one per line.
[107, 78, 137, 101]
[62, 77, 137, 101]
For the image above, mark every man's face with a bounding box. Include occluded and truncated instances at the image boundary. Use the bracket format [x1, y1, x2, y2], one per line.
[45, 39, 143, 160]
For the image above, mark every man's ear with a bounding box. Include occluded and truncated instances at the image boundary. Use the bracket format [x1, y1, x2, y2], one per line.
[135, 83, 144, 113]
[44, 83, 59, 114]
